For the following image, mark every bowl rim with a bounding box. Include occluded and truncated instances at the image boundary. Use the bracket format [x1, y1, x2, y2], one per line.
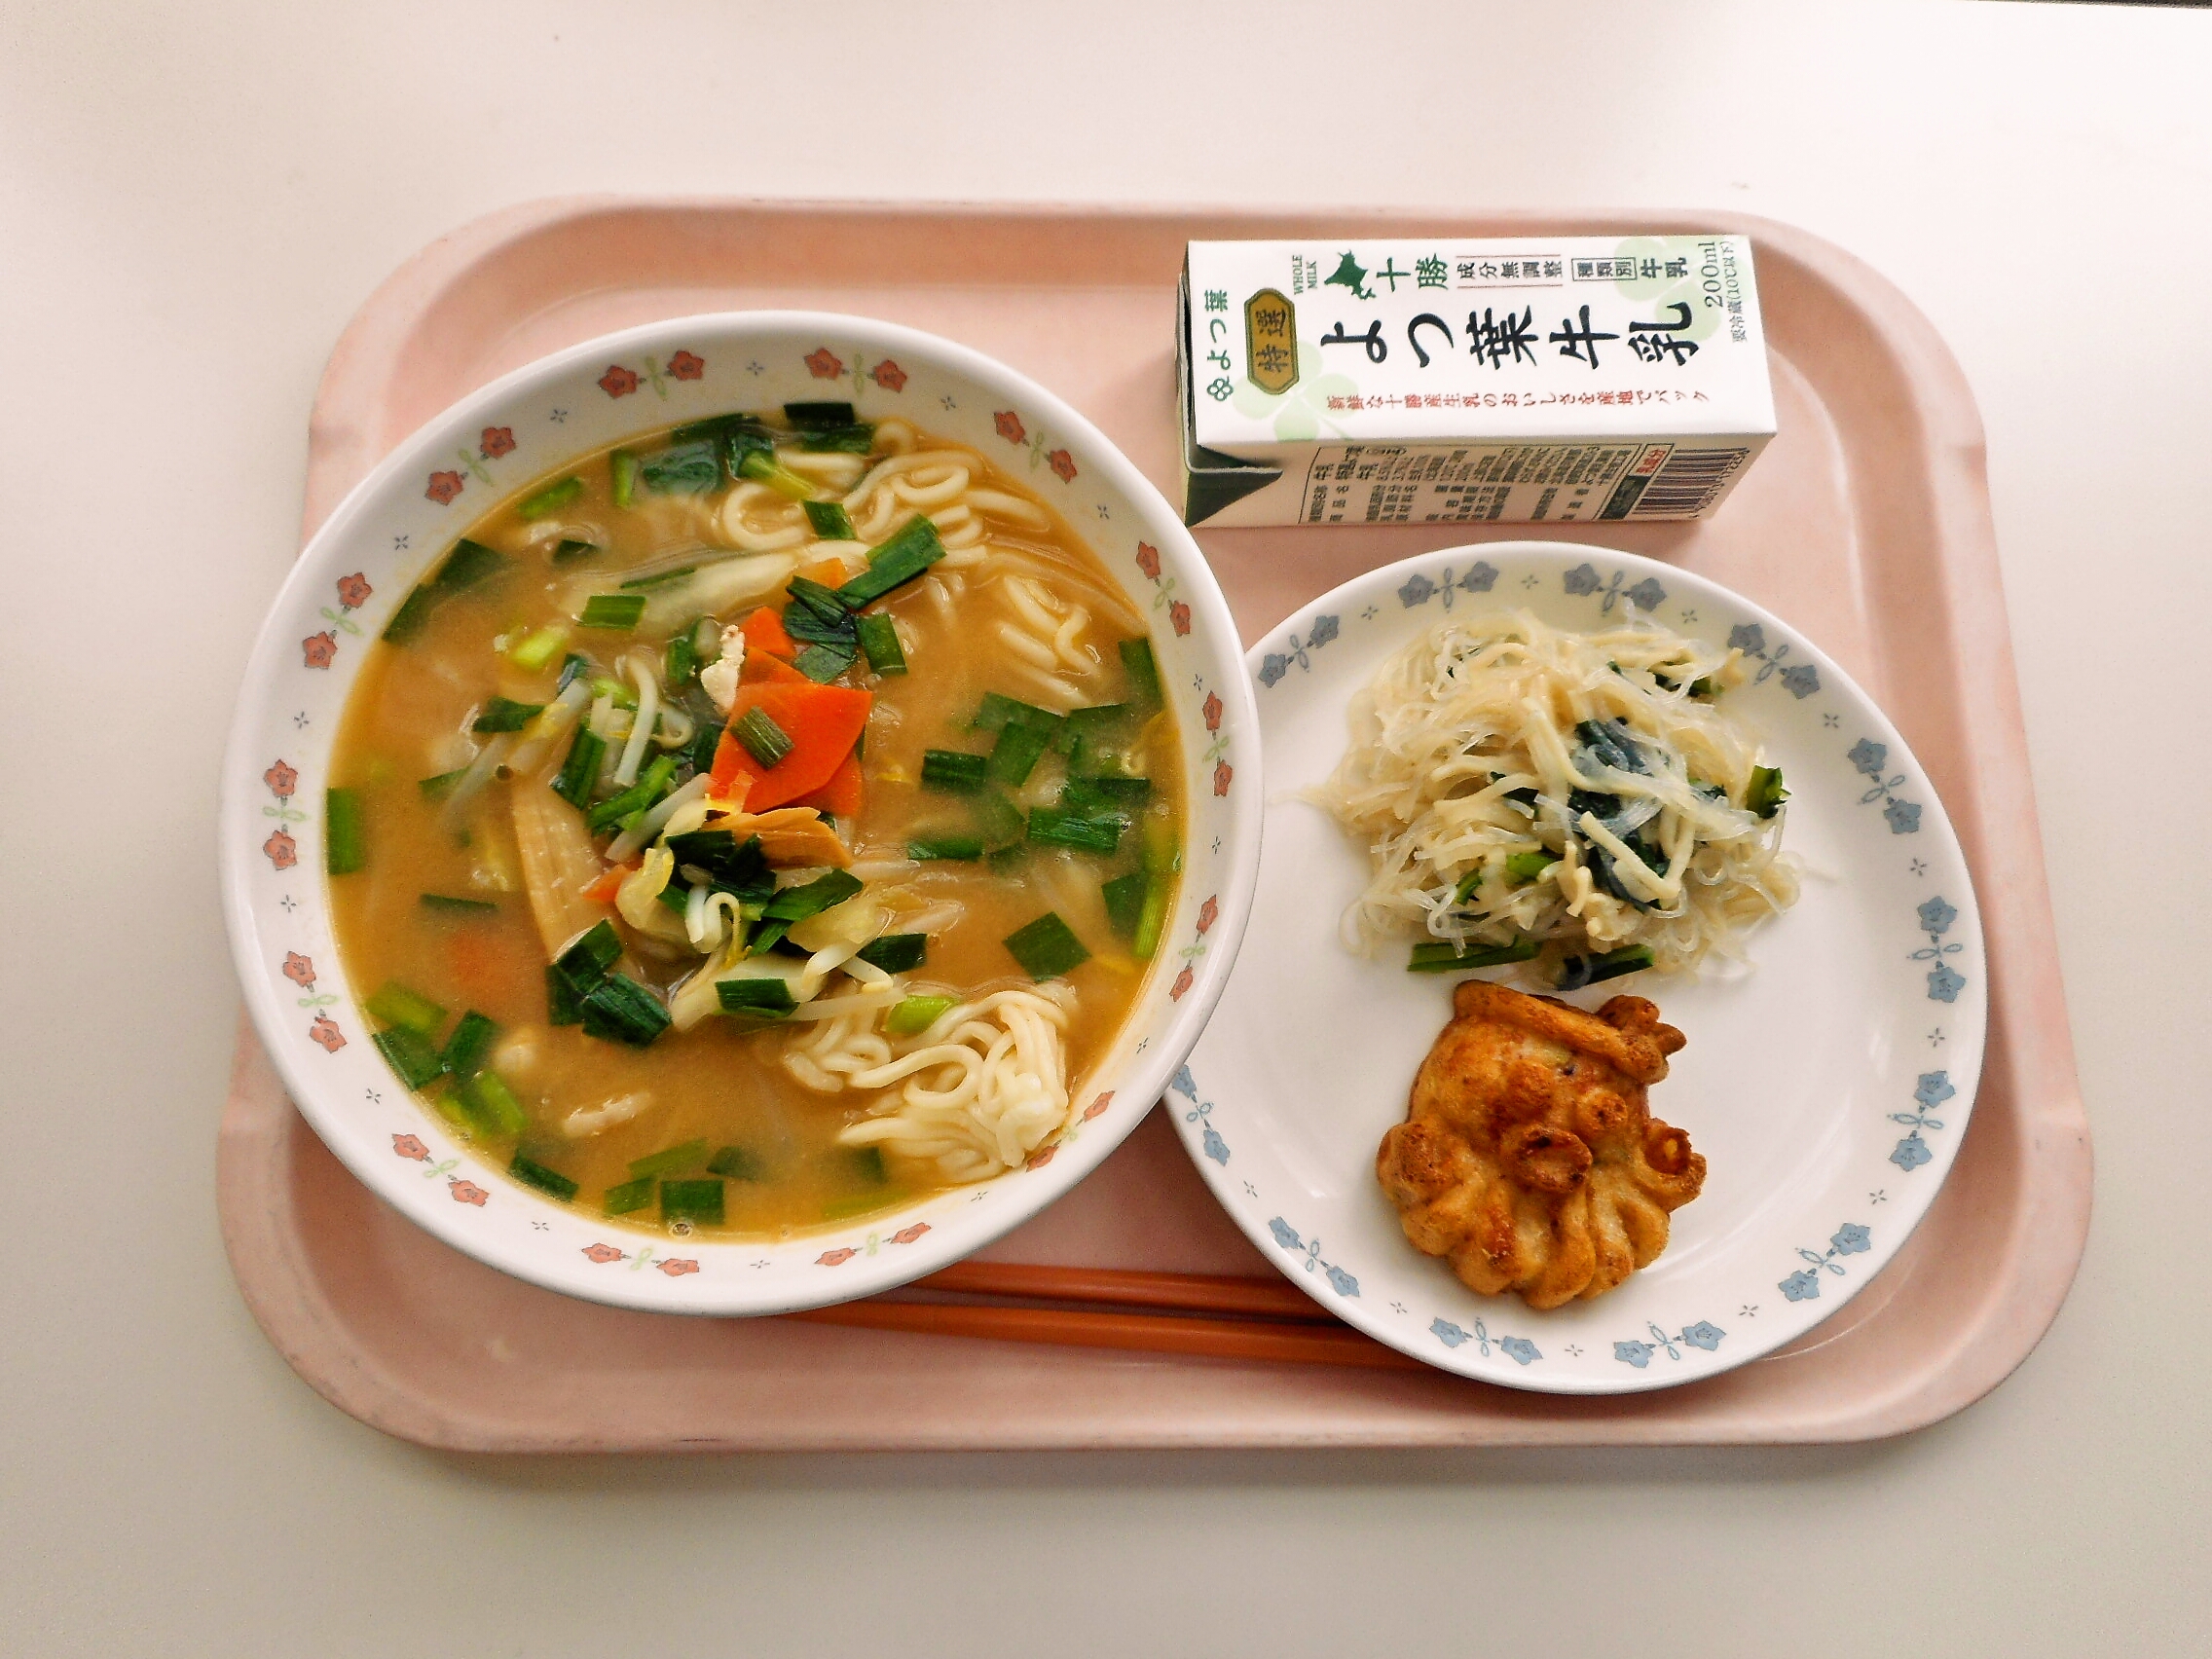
[220, 309, 1263, 1316]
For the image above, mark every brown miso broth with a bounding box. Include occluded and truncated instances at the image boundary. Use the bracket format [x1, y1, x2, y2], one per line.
[328, 409, 1181, 1238]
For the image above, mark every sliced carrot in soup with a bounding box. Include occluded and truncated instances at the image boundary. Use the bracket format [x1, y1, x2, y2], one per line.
[794, 751, 866, 820]
[740, 651, 807, 686]
[713, 682, 872, 811]
[739, 606, 798, 661]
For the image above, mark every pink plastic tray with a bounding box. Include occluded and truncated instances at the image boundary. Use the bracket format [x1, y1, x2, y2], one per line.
[219, 199, 2090, 1450]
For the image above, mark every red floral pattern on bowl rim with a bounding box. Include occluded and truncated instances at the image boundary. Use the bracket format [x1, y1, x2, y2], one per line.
[221, 312, 1259, 1319]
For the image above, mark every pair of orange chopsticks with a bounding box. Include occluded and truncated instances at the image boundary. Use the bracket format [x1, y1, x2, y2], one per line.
[781, 1260, 1424, 1371]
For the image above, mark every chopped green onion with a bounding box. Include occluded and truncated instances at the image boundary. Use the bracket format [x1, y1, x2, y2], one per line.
[546, 964, 583, 1026]
[371, 1026, 446, 1090]
[762, 868, 864, 923]
[417, 767, 468, 801]
[366, 979, 446, 1037]
[628, 1139, 709, 1180]
[746, 919, 792, 954]
[854, 933, 927, 974]
[885, 994, 959, 1038]
[1027, 807, 1125, 854]
[509, 1153, 578, 1202]
[557, 652, 592, 691]
[659, 1178, 724, 1225]
[618, 565, 698, 592]
[380, 587, 436, 645]
[784, 576, 856, 634]
[552, 727, 606, 810]
[640, 441, 720, 496]
[553, 920, 623, 994]
[804, 499, 858, 541]
[973, 692, 1063, 738]
[837, 516, 944, 607]
[437, 538, 506, 593]
[855, 612, 905, 675]
[707, 1145, 764, 1181]
[1120, 636, 1162, 705]
[735, 447, 815, 500]
[664, 630, 699, 688]
[590, 675, 638, 710]
[970, 790, 1027, 851]
[553, 537, 600, 563]
[1057, 704, 1133, 754]
[578, 594, 646, 631]
[665, 829, 772, 898]
[603, 1175, 655, 1216]
[987, 719, 1052, 788]
[1132, 814, 1179, 961]
[439, 1010, 498, 1078]
[673, 412, 767, 445]
[1060, 775, 1150, 814]
[507, 623, 570, 671]
[718, 977, 797, 1018]
[792, 643, 856, 682]
[1102, 872, 1147, 940]
[1408, 939, 1539, 974]
[922, 749, 988, 793]
[471, 696, 544, 733]
[986, 845, 1027, 874]
[1004, 911, 1090, 980]
[784, 400, 855, 427]
[844, 1145, 889, 1185]
[517, 475, 585, 519]
[578, 974, 671, 1047]
[654, 880, 691, 914]
[419, 893, 498, 916]
[1746, 765, 1788, 819]
[783, 579, 859, 681]
[1504, 850, 1561, 885]
[585, 755, 679, 833]
[1557, 944, 1655, 990]
[325, 788, 367, 875]
[797, 424, 875, 454]
[687, 718, 725, 778]
[454, 1070, 528, 1137]
[733, 706, 793, 768]
[719, 425, 770, 482]
[908, 833, 983, 862]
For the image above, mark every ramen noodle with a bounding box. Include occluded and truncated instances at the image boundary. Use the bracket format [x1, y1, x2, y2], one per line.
[327, 407, 1183, 1236]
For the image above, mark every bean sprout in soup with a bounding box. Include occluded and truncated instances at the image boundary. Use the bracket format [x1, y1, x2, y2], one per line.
[327, 407, 1182, 1237]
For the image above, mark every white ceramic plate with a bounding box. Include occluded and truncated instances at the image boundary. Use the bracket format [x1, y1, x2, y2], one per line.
[1172, 542, 1985, 1393]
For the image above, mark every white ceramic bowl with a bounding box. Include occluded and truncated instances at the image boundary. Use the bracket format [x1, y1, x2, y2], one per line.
[220, 313, 1261, 1315]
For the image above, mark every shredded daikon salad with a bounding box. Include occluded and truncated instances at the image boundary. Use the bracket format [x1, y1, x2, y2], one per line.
[1310, 608, 1798, 989]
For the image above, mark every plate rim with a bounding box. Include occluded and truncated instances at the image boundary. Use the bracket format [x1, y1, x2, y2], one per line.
[1173, 538, 1987, 1395]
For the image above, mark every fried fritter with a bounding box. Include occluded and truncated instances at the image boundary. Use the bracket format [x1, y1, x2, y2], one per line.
[1376, 981, 1705, 1310]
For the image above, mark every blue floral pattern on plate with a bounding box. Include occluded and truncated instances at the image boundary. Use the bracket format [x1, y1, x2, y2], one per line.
[1175, 547, 1985, 1392]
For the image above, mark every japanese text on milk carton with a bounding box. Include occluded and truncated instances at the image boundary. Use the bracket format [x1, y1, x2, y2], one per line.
[1178, 237, 1775, 528]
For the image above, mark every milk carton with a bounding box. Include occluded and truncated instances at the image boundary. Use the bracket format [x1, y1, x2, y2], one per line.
[1179, 236, 1775, 528]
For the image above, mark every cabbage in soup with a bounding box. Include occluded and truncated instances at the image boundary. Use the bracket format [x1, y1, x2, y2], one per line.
[327, 406, 1182, 1238]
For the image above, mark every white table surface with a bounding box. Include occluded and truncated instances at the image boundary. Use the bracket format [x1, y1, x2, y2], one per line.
[4, 1, 2204, 1652]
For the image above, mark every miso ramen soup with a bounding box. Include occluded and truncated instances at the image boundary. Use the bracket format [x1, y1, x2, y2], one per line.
[327, 406, 1182, 1238]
